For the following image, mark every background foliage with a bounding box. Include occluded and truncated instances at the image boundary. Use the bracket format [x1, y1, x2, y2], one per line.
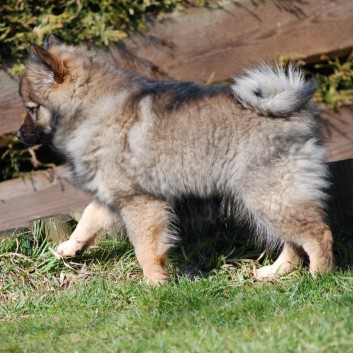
[313, 53, 353, 110]
[0, 0, 210, 70]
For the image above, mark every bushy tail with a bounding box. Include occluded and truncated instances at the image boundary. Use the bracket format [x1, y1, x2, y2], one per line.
[230, 65, 316, 117]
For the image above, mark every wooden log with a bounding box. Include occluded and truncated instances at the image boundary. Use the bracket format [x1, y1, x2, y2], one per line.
[1, 159, 353, 236]
[1, 0, 353, 136]
[0, 167, 91, 231]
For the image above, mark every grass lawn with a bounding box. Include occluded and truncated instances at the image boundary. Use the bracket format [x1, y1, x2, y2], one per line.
[1, 220, 353, 353]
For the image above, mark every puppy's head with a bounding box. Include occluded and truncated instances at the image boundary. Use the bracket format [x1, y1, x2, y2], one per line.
[17, 35, 67, 145]
[18, 36, 124, 146]
[18, 35, 96, 145]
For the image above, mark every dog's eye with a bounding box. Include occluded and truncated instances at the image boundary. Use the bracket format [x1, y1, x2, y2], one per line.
[27, 107, 37, 115]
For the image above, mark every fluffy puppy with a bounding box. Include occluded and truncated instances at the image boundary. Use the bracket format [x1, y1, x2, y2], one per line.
[17, 35, 333, 283]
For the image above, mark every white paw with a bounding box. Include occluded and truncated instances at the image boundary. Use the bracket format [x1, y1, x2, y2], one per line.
[255, 265, 277, 280]
[255, 261, 298, 280]
[57, 240, 80, 258]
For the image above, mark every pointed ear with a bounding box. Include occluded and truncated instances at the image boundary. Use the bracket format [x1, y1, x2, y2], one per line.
[43, 35, 62, 50]
[29, 44, 65, 84]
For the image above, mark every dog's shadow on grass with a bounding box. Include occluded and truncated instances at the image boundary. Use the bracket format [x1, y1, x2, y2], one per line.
[173, 196, 353, 275]
[329, 225, 353, 270]
[171, 195, 353, 273]
[67, 193, 353, 278]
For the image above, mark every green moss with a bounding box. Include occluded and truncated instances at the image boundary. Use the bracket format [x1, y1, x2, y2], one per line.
[280, 53, 353, 110]
[313, 53, 353, 110]
[0, 0, 212, 69]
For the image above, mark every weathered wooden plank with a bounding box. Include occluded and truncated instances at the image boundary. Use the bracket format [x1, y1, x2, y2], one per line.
[110, 0, 353, 81]
[0, 167, 90, 230]
[0, 167, 65, 201]
[1, 0, 353, 136]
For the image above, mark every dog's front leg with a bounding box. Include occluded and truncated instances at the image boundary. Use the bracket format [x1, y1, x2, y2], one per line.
[119, 195, 175, 284]
[57, 201, 117, 257]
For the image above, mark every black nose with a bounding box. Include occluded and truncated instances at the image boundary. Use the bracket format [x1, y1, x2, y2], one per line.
[16, 130, 22, 140]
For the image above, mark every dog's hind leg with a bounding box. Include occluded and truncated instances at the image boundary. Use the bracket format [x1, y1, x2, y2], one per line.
[57, 201, 117, 257]
[240, 180, 334, 279]
[248, 200, 333, 279]
[298, 221, 333, 275]
[254, 202, 333, 278]
[119, 195, 175, 284]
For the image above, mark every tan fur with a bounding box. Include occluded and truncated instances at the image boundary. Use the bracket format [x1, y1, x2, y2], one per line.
[18, 38, 334, 283]
[119, 196, 172, 284]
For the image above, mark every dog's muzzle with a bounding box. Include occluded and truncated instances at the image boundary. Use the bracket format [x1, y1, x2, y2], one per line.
[16, 130, 22, 141]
